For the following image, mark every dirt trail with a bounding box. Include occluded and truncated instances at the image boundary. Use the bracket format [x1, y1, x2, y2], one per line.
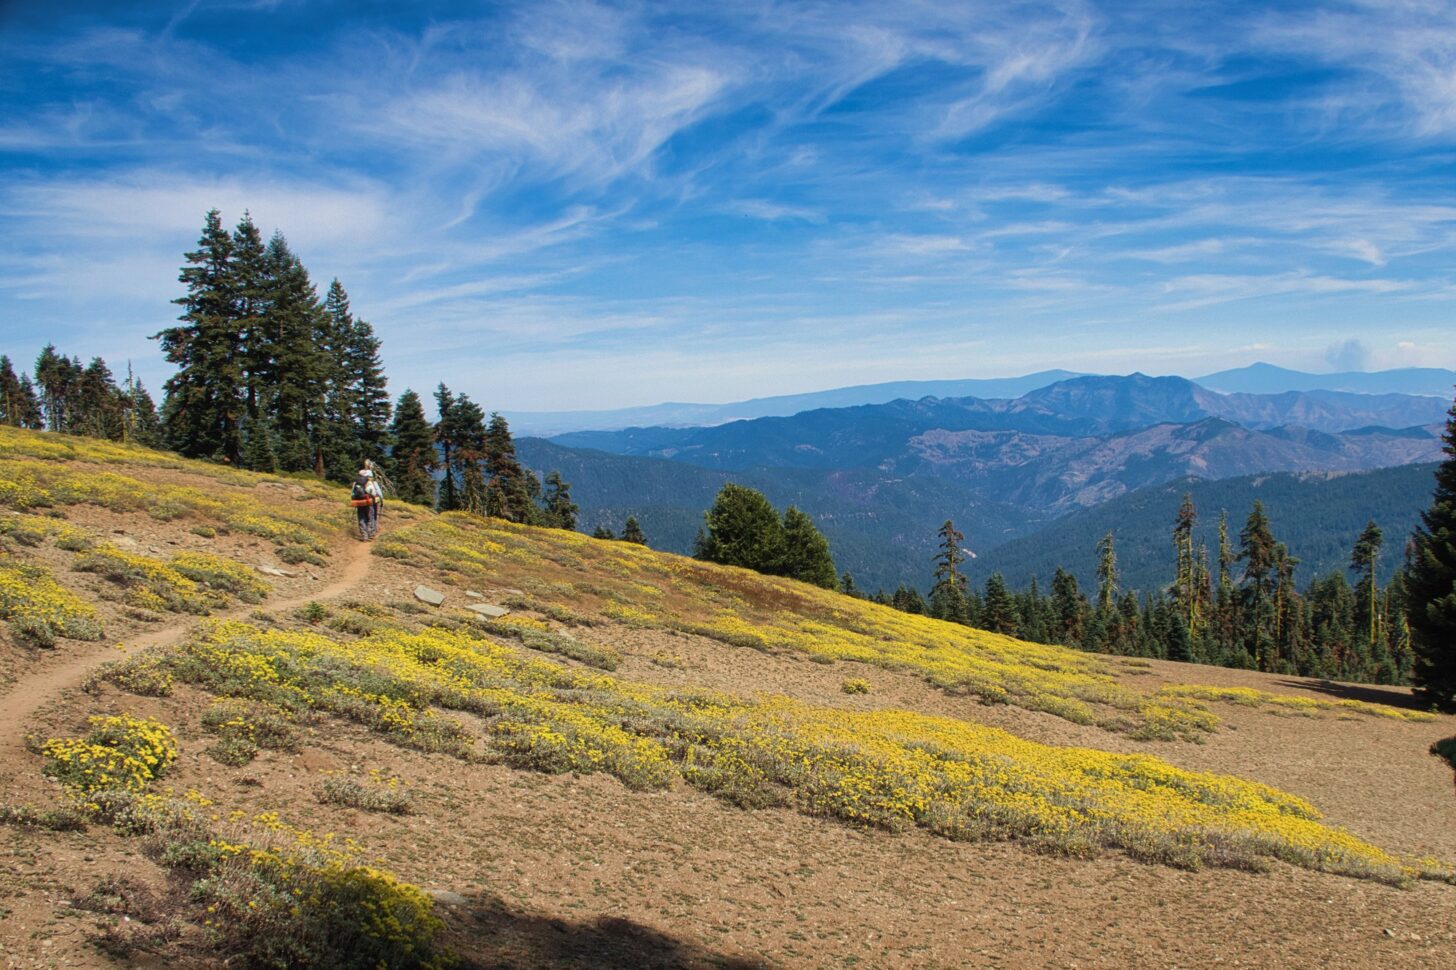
[0, 538, 374, 764]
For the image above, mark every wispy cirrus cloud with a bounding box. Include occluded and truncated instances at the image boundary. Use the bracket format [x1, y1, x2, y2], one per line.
[1, 0, 1454, 408]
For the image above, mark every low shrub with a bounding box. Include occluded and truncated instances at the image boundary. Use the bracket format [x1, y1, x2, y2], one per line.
[316, 773, 415, 815]
[42, 714, 178, 799]
[841, 677, 872, 695]
[0, 803, 89, 831]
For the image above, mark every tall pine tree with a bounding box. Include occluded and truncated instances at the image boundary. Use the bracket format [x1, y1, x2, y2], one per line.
[387, 389, 437, 506]
[1408, 393, 1456, 708]
[156, 210, 244, 462]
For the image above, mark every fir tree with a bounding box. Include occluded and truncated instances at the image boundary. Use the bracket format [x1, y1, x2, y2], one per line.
[1050, 567, 1086, 646]
[840, 572, 861, 598]
[621, 516, 648, 545]
[387, 389, 437, 506]
[542, 471, 578, 530]
[483, 413, 530, 521]
[0, 356, 41, 428]
[1408, 392, 1456, 708]
[156, 211, 244, 462]
[592, 525, 616, 540]
[890, 584, 927, 614]
[231, 212, 271, 423]
[348, 316, 392, 467]
[698, 483, 785, 572]
[257, 233, 329, 472]
[981, 573, 1019, 635]
[778, 506, 836, 588]
[241, 403, 280, 474]
[929, 519, 970, 624]
[1096, 531, 1118, 615]
[433, 385, 461, 511]
[1349, 520, 1384, 648]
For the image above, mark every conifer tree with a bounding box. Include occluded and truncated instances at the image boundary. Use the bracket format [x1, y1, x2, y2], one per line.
[126, 375, 161, 447]
[433, 385, 460, 511]
[592, 525, 616, 540]
[231, 213, 271, 423]
[483, 413, 531, 521]
[1408, 393, 1456, 707]
[1171, 494, 1206, 637]
[157, 210, 244, 462]
[387, 389, 437, 506]
[778, 506, 836, 588]
[698, 483, 785, 572]
[241, 402, 280, 474]
[259, 233, 328, 472]
[890, 584, 927, 614]
[542, 471, 578, 530]
[1050, 567, 1087, 646]
[76, 357, 124, 440]
[1350, 520, 1383, 648]
[347, 316, 392, 467]
[315, 279, 362, 481]
[0, 356, 41, 428]
[981, 573, 1019, 635]
[621, 516, 648, 545]
[929, 519, 970, 624]
[1096, 531, 1118, 615]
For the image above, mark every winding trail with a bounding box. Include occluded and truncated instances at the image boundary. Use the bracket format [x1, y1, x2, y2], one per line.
[0, 538, 375, 769]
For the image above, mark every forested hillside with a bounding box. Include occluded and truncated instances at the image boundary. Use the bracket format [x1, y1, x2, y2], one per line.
[971, 464, 1439, 594]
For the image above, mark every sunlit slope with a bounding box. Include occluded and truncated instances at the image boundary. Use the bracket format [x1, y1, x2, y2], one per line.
[378, 513, 1432, 741]
[1, 424, 1449, 900]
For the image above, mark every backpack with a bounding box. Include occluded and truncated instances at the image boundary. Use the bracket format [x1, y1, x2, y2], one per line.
[351, 480, 368, 501]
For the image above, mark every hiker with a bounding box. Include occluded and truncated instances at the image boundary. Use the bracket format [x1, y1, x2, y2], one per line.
[351, 468, 384, 540]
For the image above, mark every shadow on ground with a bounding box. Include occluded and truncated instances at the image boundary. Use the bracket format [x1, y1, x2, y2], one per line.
[1272, 678, 1433, 711]
[441, 895, 774, 970]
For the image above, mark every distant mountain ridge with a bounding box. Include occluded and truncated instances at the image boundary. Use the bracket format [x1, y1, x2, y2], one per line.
[506, 363, 1456, 436]
[504, 370, 1083, 435]
[1195, 361, 1456, 397]
[520, 374, 1448, 592]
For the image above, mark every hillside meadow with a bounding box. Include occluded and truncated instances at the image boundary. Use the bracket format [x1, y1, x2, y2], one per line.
[0, 425, 1453, 968]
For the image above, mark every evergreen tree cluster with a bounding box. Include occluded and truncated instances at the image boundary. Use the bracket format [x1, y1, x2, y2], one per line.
[1, 346, 160, 445]
[157, 209, 391, 479]
[695, 483, 838, 589]
[865, 500, 1428, 687]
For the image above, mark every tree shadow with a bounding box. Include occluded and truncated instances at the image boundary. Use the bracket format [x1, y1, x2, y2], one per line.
[440, 894, 775, 970]
[1271, 677, 1431, 712]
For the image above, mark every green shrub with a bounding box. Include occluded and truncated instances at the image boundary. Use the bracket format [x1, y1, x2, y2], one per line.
[279, 544, 326, 566]
[841, 677, 872, 695]
[316, 775, 415, 815]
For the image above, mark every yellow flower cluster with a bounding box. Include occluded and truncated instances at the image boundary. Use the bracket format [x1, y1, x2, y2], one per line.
[0, 559, 103, 641]
[41, 713, 178, 798]
[1157, 684, 1435, 722]
[380, 513, 1214, 739]
[73, 544, 270, 614]
[0, 454, 334, 554]
[123, 618, 1451, 883]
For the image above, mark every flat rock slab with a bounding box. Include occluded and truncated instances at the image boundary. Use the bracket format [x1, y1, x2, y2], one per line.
[464, 590, 483, 599]
[427, 890, 469, 907]
[257, 565, 296, 578]
[466, 603, 511, 619]
[414, 585, 446, 606]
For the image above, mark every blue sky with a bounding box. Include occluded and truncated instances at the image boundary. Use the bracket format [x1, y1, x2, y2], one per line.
[1, 0, 1454, 410]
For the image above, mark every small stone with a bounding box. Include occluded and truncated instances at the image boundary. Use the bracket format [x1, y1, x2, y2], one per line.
[257, 565, 295, 578]
[1383, 929, 1396, 938]
[414, 585, 446, 606]
[465, 590, 483, 599]
[466, 603, 510, 619]
[427, 889, 468, 906]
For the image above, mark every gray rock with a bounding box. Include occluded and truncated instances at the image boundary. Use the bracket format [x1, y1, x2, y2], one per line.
[257, 565, 296, 578]
[466, 603, 511, 619]
[427, 890, 469, 907]
[464, 590, 483, 599]
[414, 585, 446, 606]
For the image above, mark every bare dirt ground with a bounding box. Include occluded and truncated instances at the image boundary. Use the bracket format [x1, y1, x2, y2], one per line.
[2, 495, 1454, 968]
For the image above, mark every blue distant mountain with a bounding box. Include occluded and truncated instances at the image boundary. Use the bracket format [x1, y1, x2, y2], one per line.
[503, 370, 1083, 435]
[521, 374, 1448, 592]
[1195, 362, 1456, 397]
